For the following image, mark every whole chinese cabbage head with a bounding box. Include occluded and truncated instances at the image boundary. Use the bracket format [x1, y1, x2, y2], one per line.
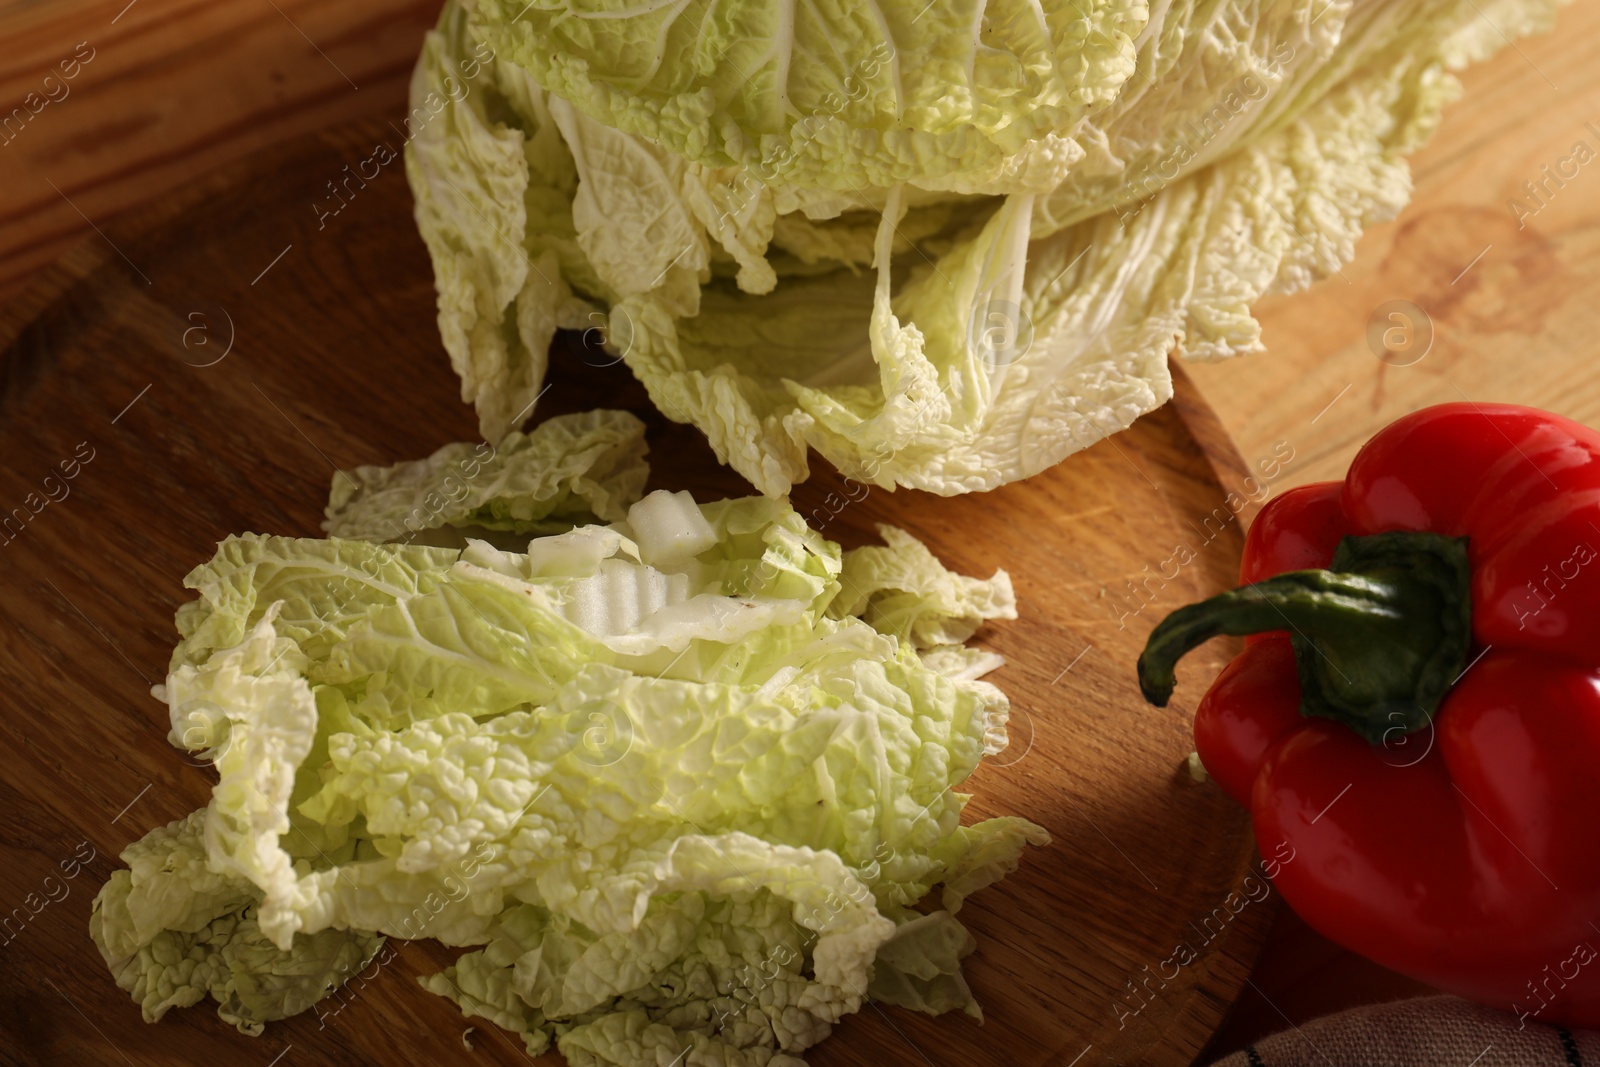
[407, 0, 1561, 497]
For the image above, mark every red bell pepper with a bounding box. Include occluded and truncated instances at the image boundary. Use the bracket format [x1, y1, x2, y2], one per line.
[1137, 402, 1600, 1026]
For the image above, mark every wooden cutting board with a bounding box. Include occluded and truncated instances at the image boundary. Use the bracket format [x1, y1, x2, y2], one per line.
[0, 119, 1276, 1067]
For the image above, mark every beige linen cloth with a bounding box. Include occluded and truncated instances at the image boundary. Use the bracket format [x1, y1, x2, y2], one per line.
[1209, 997, 1598, 1066]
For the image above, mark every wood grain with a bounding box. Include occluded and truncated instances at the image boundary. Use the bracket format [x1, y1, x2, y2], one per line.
[0, 0, 437, 305]
[0, 119, 1273, 1066]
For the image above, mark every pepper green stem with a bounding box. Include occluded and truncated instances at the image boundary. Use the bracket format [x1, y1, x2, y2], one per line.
[1136, 532, 1473, 744]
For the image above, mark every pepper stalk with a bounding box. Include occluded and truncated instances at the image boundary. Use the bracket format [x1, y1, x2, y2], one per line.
[1136, 532, 1474, 744]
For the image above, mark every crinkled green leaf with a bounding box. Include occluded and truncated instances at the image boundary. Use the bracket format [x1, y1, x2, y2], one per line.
[867, 910, 981, 1020]
[469, 0, 1145, 192]
[90, 811, 383, 1035]
[324, 409, 649, 543]
[832, 524, 1017, 648]
[405, 1, 596, 442]
[170, 534, 459, 672]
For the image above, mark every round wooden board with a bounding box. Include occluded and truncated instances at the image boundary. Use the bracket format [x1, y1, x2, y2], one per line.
[0, 119, 1273, 1067]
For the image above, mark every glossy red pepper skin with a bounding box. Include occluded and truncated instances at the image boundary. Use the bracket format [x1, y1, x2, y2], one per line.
[1194, 404, 1600, 1025]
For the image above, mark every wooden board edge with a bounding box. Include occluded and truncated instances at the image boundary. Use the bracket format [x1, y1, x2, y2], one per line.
[1168, 360, 1254, 519]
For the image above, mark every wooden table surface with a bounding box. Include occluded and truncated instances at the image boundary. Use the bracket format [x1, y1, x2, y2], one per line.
[4, 0, 1599, 1059]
